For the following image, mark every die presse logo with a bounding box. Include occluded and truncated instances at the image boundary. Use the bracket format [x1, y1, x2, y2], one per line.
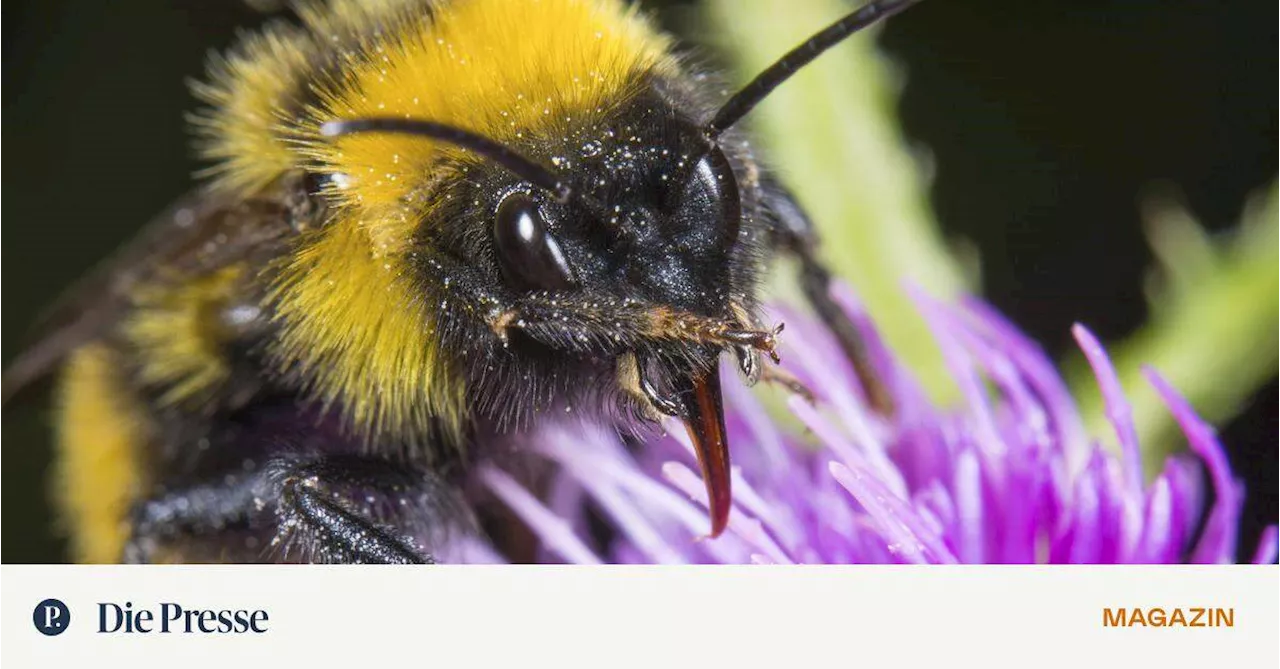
[33, 598, 71, 636]
[33, 599, 270, 635]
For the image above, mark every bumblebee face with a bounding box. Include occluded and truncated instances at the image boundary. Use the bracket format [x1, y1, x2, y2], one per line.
[420, 94, 771, 373]
[398, 95, 774, 533]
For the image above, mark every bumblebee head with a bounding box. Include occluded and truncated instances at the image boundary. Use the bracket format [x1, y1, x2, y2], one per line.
[321, 92, 779, 535]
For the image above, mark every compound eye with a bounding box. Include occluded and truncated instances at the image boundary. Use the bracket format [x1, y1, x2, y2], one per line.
[680, 147, 741, 248]
[704, 147, 741, 247]
[494, 193, 576, 291]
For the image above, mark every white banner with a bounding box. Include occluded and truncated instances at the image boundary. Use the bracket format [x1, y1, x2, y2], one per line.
[2, 566, 1276, 668]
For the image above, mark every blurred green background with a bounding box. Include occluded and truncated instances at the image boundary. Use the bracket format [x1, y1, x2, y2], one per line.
[3, 0, 1276, 562]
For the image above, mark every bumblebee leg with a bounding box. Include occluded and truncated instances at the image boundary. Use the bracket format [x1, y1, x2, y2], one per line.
[126, 473, 264, 563]
[761, 179, 893, 413]
[269, 454, 482, 563]
[273, 472, 430, 564]
[128, 455, 467, 564]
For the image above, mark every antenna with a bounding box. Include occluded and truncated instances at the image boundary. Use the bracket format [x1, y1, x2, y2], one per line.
[705, 0, 923, 139]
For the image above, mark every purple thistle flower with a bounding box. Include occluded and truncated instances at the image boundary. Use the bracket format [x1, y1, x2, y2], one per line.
[471, 286, 1277, 565]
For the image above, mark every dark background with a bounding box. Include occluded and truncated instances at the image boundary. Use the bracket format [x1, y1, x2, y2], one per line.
[3, 0, 1275, 562]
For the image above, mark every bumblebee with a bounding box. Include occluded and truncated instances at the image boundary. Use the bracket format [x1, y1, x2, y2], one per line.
[4, 0, 919, 563]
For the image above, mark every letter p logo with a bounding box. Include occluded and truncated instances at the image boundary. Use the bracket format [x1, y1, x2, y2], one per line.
[33, 599, 71, 636]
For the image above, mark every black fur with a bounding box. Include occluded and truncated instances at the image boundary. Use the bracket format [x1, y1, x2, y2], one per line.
[413, 80, 772, 436]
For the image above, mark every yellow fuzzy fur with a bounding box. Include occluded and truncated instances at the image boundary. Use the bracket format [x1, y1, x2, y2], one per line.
[56, 346, 150, 563]
[122, 265, 246, 407]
